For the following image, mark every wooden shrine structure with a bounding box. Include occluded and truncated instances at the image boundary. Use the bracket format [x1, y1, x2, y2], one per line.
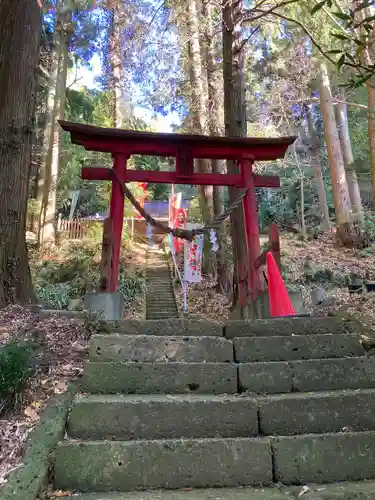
[59, 120, 295, 303]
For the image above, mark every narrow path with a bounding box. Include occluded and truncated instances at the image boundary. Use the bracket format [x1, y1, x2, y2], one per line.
[145, 246, 179, 320]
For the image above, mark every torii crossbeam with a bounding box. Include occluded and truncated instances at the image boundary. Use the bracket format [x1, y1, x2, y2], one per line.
[59, 120, 295, 303]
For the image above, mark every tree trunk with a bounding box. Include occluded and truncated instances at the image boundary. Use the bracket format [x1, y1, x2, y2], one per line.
[223, 0, 254, 309]
[108, 1, 124, 128]
[0, 0, 40, 306]
[201, 0, 230, 291]
[311, 148, 331, 231]
[39, 0, 73, 245]
[356, 3, 375, 207]
[306, 105, 330, 231]
[299, 169, 306, 236]
[367, 80, 375, 207]
[37, 0, 63, 244]
[335, 95, 364, 224]
[186, 0, 213, 274]
[319, 63, 353, 243]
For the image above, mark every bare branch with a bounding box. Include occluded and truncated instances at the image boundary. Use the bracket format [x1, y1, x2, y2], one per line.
[242, 0, 300, 23]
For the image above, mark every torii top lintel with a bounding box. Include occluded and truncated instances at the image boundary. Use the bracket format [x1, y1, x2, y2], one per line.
[59, 120, 295, 160]
[59, 120, 296, 188]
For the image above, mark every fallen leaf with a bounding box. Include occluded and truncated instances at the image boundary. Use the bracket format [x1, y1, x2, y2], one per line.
[54, 381, 68, 394]
[53, 490, 72, 497]
[24, 406, 39, 422]
[298, 485, 309, 497]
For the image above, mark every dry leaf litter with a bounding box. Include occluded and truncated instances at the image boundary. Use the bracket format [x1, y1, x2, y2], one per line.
[175, 234, 375, 346]
[0, 243, 147, 491]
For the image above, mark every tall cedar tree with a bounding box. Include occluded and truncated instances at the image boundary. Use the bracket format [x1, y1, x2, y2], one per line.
[0, 0, 41, 305]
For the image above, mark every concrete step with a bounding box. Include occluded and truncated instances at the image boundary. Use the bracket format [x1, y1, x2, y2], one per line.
[239, 357, 375, 394]
[54, 437, 272, 491]
[146, 303, 177, 309]
[146, 287, 175, 292]
[233, 334, 364, 362]
[272, 431, 375, 484]
[54, 481, 375, 500]
[226, 317, 355, 338]
[100, 320, 223, 337]
[146, 271, 171, 276]
[258, 389, 375, 435]
[90, 335, 233, 363]
[81, 361, 237, 394]
[68, 394, 258, 440]
[145, 307, 178, 313]
[146, 313, 179, 320]
[146, 305, 177, 309]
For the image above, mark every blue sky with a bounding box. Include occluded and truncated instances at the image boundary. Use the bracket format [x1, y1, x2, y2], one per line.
[67, 53, 181, 132]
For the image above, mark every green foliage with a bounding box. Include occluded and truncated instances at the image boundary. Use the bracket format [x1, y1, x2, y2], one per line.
[258, 157, 334, 232]
[188, 197, 203, 223]
[363, 211, 375, 240]
[82, 309, 106, 336]
[31, 240, 145, 309]
[0, 342, 34, 413]
[310, 0, 375, 86]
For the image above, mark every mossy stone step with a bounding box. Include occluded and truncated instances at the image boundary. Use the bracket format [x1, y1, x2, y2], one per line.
[68, 394, 258, 440]
[100, 319, 223, 337]
[89, 335, 233, 363]
[258, 388, 375, 435]
[272, 431, 375, 484]
[54, 438, 272, 491]
[239, 357, 375, 394]
[81, 361, 237, 394]
[53, 481, 375, 500]
[225, 317, 356, 338]
[233, 334, 364, 362]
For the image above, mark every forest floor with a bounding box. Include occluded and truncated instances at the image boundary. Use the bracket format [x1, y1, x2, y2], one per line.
[0, 238, 146, 491]
[174, 233, 375, 338]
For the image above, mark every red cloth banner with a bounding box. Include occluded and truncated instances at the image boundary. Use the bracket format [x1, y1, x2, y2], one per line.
[135, 182, 147, 219]
[173, 208, 187, 253]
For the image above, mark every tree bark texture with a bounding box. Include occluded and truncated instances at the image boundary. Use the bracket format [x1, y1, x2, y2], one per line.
[186, 0, 213, 274]
[222, 0, 254, 308]
[0, 0, 41, 306]
[306, 105, 330, 231]
[37, 0, 63, 244]
[319, 63, 353, 242]
[201, 0, 230, 292]
[40, 0, 74, 245]
[335, 97, 364, 224]
[367, 78, 375, 207]
[108, 1, 125, 128]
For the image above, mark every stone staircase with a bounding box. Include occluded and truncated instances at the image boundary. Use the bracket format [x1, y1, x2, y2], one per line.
[53, 316, 375, 499]
[145, 247, 179, 320]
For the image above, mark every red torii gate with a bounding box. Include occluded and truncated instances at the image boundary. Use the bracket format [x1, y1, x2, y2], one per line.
[59, 120, 295, 303]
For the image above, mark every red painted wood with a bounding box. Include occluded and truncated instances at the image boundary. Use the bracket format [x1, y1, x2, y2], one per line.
[72, 138, 292, 161]
[59, 120, 295, 295]
[269, 223, 281, 270]
[81, 167, 280, 188]
[59, 120, 296, 161]
[176, 149, 194, 176]
[108, 154, 128, 292]
[240, 158, 265, 301]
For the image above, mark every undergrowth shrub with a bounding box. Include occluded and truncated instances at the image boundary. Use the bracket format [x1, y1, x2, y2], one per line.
[0, 342, 34, 413]
[31, 239, 146, 309]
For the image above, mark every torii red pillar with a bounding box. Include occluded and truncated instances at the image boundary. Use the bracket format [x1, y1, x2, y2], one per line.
[240, 156, 265, 301]
[108, 153, 128, 292]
